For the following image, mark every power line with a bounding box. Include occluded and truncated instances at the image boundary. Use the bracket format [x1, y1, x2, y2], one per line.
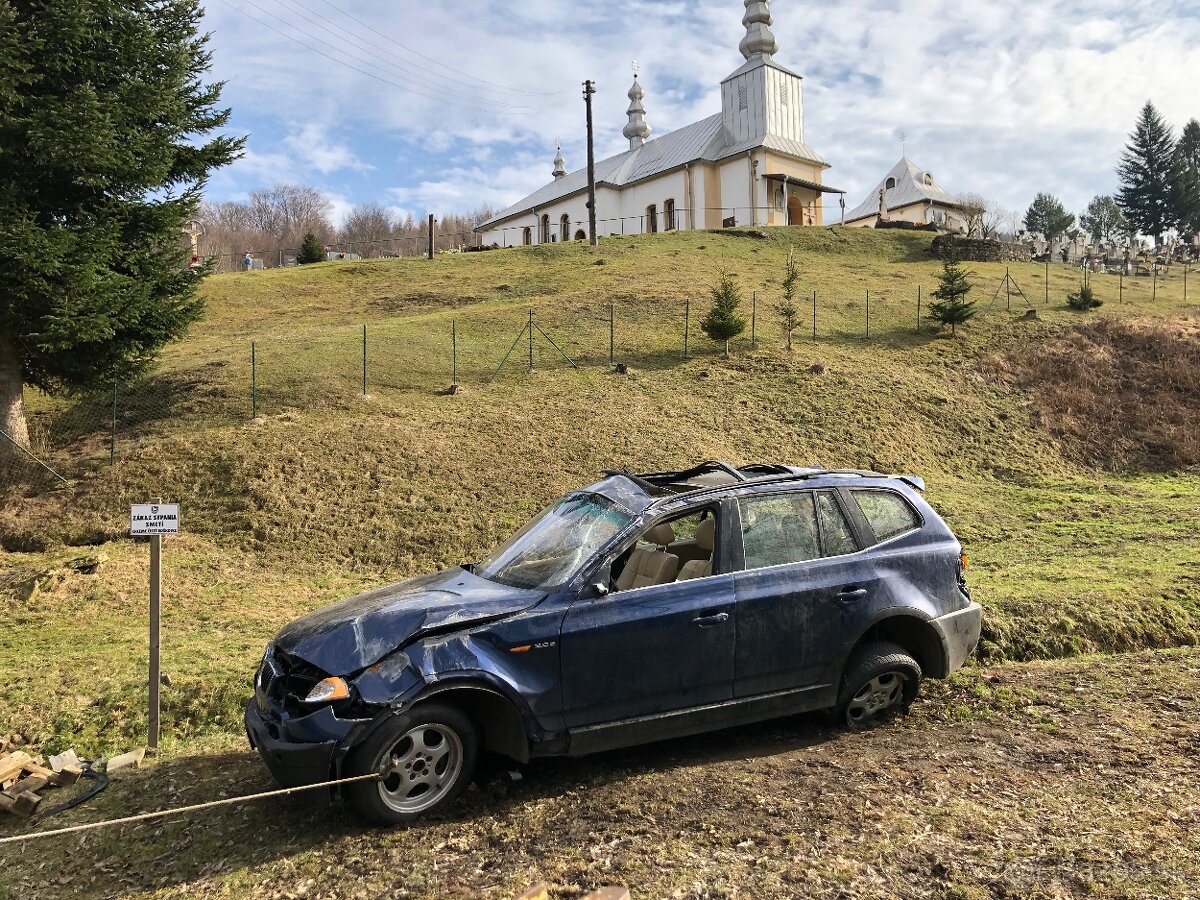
[213, 0, 561, 115]
[311, 0, 561, 98]
[262, 0, 563, 111]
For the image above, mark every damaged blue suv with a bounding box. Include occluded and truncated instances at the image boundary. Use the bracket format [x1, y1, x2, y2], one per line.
[246, 463, 981, 824]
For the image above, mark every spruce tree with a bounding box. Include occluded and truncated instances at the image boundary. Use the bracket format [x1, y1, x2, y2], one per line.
[927, 261, 976, 336]
[701, 272, 747, 358]
[1174, 119, 1200, 240]
[1023, 193, 1075, 242]
[297, 231, 325, 265]
[777, 246, 801, 351]
[0, 0, 242, 445]
[1116, 101, 1180, 245]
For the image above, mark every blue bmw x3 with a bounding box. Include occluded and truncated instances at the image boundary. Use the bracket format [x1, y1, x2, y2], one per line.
[246, 462, 982, 824]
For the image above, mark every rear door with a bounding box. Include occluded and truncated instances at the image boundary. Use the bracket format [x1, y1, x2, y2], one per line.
[732, 489, 870, 696]
[559, 503, 737, 728]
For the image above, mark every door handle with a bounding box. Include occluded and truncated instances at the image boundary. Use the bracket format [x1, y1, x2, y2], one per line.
[692, 612, 730, 627]
[837, 588, 868, 601]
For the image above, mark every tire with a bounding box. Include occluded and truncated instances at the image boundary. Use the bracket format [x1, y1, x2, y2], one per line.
[343, 703, 479, 825]
[833, 641, 922, 730]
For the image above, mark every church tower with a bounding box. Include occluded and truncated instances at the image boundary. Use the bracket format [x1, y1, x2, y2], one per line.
[721, 0, 805, 145]
[622, 68, 653, 150]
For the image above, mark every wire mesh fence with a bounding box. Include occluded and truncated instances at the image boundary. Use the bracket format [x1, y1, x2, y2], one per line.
[2, 257, 1195, 493]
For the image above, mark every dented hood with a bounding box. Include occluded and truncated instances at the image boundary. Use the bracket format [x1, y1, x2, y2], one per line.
[273, 568, 545, 675]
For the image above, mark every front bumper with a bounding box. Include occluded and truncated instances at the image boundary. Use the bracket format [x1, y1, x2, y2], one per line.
[244, 699, 369, 788]
[932, 601, 983, 673]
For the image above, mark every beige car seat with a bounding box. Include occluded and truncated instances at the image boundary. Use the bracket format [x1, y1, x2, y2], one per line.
[615, 523, 679, 591]
[677, 517, 716, 580]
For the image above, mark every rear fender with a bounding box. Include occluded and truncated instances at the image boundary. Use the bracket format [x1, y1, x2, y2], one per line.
[832, 608, 951, 681]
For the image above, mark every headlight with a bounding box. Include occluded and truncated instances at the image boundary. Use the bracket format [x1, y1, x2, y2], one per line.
[304, 676, 350, 704]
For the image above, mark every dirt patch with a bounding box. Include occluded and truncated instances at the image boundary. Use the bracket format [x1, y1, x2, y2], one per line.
[369, 292, 483, 314]
[982, 315, 1200, 470]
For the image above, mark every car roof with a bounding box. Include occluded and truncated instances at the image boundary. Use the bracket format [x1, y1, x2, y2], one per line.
[583, 461, 925, 515]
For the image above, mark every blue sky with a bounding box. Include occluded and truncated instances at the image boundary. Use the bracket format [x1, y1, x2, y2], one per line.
[199, 0, 1200, 226]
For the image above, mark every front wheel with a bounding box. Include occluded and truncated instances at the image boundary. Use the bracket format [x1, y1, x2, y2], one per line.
[833, 642, 922, 730]
[344, 703, 479, 825]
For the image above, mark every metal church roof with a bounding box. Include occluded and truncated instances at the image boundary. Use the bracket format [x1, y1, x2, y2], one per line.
[844, 157, 965, 223]
[478, 113, 829, 230]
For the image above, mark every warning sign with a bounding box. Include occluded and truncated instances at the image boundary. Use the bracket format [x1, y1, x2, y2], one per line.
[130, 503, 180, 536]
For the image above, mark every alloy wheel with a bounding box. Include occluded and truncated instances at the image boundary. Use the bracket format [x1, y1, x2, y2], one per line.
[377, 723, 464, 814]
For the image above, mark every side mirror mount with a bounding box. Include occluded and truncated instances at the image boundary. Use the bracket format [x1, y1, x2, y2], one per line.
[588, 581, 610, 599]
[583, 563, 613, 599]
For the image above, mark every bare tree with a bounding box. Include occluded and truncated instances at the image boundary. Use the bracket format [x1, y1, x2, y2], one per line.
[958, 193, 1008, 240]
[341, 203, 396, 257]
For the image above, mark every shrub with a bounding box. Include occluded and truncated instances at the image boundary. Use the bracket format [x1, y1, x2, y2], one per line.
[1067, 284, 1103, 310]
[701, 272, 747, 358]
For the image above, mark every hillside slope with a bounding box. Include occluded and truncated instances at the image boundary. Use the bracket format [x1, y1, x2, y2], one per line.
[2, 226, 1198, 756]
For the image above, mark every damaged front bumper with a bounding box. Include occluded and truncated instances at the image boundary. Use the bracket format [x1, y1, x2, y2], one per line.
[244, 698, 371, 788]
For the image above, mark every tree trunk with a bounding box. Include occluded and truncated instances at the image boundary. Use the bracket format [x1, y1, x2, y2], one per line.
[0, 336, 30, 447]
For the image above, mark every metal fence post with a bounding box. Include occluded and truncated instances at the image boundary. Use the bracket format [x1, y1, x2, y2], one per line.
[609, 302, 615, 366]
[452, 320, 458, 386]
[362, 325, 368, 396]
[812, 290, 817, 340]
[865, 289, 870, 340]
[684, 299, 691, 359]
[751, 291, 757, 349]
[110, 381, 117, 465]
[1153, 265, 1158, 302]
[1120, 268, 1124, 303]
[916, 286, 921, 334]
[527, 309, 534, 372]
[251, 341, 257, 419]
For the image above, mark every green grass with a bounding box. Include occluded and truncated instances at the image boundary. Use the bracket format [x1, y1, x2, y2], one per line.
[2, 225, 1198, 758]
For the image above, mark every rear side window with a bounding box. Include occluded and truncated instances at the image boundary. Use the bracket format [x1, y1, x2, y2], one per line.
[851, 490, 921, 544]
[816, 492, 858, 556]
[739, 493, 821, 569]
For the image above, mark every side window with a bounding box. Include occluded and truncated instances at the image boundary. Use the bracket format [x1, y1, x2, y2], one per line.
[739, 493, 820, 570]
[851, 490, 921, 544]
[816, 492, 858, 556]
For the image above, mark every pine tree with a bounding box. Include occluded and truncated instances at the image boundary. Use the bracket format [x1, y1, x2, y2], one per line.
[297, 231, 325, 265]
[1023, 193, 1075, 242]
[777, 246, 801, 351]
[1174, 118, 1200, 240]
[1116, 101, 1180, 245]
[0, 0, 243, 445]
[927, 261, 976, 336]
[1079, 195, 1130, 244]
[701, 272, 747, 358]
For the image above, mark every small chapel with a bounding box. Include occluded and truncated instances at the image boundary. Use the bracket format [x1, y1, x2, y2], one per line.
[475, 0, 844, 246]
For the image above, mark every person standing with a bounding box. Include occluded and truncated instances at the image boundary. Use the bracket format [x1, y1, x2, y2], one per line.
[243, 250, 252, 272]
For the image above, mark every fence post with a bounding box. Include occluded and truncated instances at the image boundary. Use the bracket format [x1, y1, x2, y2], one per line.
[1153, 265, 1157, 302]
[751, 291, 757, 349]
[251, 341, 257, 419]
[1120, 268, 1124, 303]
[865, 289, 870, 340]
[452, 320, 458, 387]
[362, 325, 368, 396]
[812, 290, 817, 341]
[1185, 263, 1189, 303]
[916, 286, 921, 334]
[528, 309, 534, 372]
[684, 299, 691, 359]
[609, 302, 615, 366]
[1045, 254, 1049, 304]
[110, 381, 117, 465]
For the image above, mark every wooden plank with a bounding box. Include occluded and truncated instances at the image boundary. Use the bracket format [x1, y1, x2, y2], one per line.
[47, 764, 82, 787]
[0, 789, 41, 818]
[0, 751, 34, 785]
[5, 774, 50, 795]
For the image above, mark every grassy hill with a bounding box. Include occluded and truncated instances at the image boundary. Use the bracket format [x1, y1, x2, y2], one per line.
[2, 226, 1199, 759]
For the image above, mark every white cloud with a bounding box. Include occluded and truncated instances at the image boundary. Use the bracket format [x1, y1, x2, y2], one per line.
[200, 0, 1200, 219]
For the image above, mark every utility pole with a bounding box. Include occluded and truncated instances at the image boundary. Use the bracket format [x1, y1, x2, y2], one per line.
[427, 213, 435, 260]
[583, 80, 598, 247]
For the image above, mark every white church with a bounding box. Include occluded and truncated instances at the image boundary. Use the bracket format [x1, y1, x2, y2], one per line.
[475, 0, 844, 246]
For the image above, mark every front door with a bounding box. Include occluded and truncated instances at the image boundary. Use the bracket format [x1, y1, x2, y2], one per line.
[559, 505, 736, 728]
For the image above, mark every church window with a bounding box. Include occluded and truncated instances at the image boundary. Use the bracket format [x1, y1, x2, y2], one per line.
[781, 83, 789, 107]
[560, 213, 570, 242]
[540, 214, 551, 243]
[738, 84, 748, 110]
[885, 177, 896, 190]
[664, 199, 676, 231]
[523, 227, 532, 246]
[646, 203, 658, 233]
[923, 173, 934, 187]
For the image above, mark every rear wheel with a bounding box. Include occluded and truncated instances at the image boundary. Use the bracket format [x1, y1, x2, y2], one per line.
[834, 642, 921, 730]
[344, 703, 478, 825]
